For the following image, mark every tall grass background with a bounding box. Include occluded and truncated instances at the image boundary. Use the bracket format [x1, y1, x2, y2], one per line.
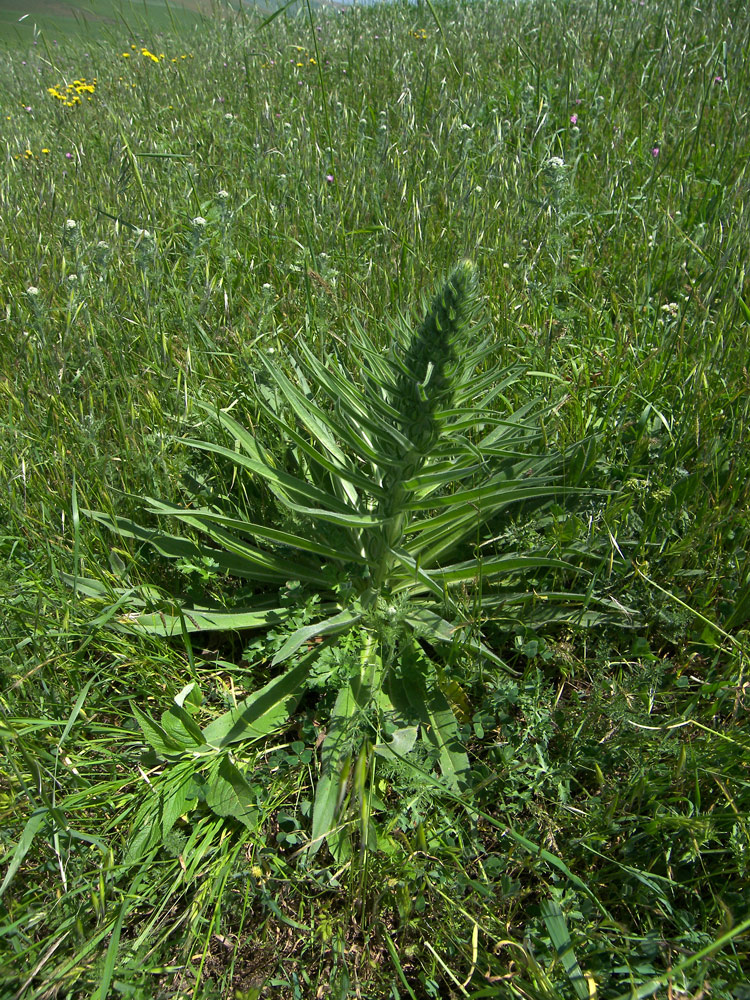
[1, 0, 749, 996]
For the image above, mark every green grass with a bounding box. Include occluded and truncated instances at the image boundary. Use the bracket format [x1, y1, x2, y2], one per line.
[0, 0, 217, 45]
[1, 0, 750, 997]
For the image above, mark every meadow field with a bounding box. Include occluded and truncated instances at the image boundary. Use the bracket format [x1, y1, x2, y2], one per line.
[1, 0, 749, 996]
[0, 0, 215, 41]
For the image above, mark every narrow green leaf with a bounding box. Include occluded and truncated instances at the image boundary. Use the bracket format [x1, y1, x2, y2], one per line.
[0, 809, 46, 899]
[58, 676, 95, 748]
[421, 684, 470, 791]
[405, 607, 517, 675]
[146, 500, 366, 565]
[141, 505, 334, 585]
[124, 808, 162, 865]
[125, 606, 291, 636]
[390, 642, 469, 790]
[310, 633, 381, 858]
[90, 900, 128, 1000]
[86, 510, 296, 584]
[271, 609, 362, 667]
[540, 899, 589, 1000]
[310, 686, 357, 859]
[183, 433, 352, 515]
[181, 440, 385, 528]
[404, 480, 571, 512]
[258, 354, 356, 466]
[202, 654, 313, 747]
[431, 553, 586, 586]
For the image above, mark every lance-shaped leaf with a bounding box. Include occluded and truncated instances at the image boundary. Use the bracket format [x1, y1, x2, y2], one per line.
[391, 641, 470, 790]
[146, 499, 367, 564]
[202, 652, 317, 748]
[122, 605, 291, 636]
[310, 632, 381, 859]
[271, 608, 362, 666]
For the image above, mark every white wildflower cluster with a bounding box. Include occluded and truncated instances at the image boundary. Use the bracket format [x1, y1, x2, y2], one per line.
[63, 218, 82, 256]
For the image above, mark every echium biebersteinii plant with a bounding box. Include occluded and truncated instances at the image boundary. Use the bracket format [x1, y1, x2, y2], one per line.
[370, 261, 478, 589]
[86, 261, 606, 861]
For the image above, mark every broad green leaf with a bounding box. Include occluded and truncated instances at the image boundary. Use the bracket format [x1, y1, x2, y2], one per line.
[160, 704, 206, 747]
[205, 757, 258, 828]
[373, 726, 419, 760]
[174, 682, 202, 711]
[160, 764, 201, 839]
[131, 704, 186, 757]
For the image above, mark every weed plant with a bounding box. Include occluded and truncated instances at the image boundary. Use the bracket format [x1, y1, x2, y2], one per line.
[1, 0, 750, 998]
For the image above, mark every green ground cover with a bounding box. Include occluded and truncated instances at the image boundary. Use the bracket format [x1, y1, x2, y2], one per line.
[0, 0, 216, 43]
[1, 0, 749, 996]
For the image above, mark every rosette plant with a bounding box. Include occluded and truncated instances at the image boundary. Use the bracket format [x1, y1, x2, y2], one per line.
[86, 261, 604, 859]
